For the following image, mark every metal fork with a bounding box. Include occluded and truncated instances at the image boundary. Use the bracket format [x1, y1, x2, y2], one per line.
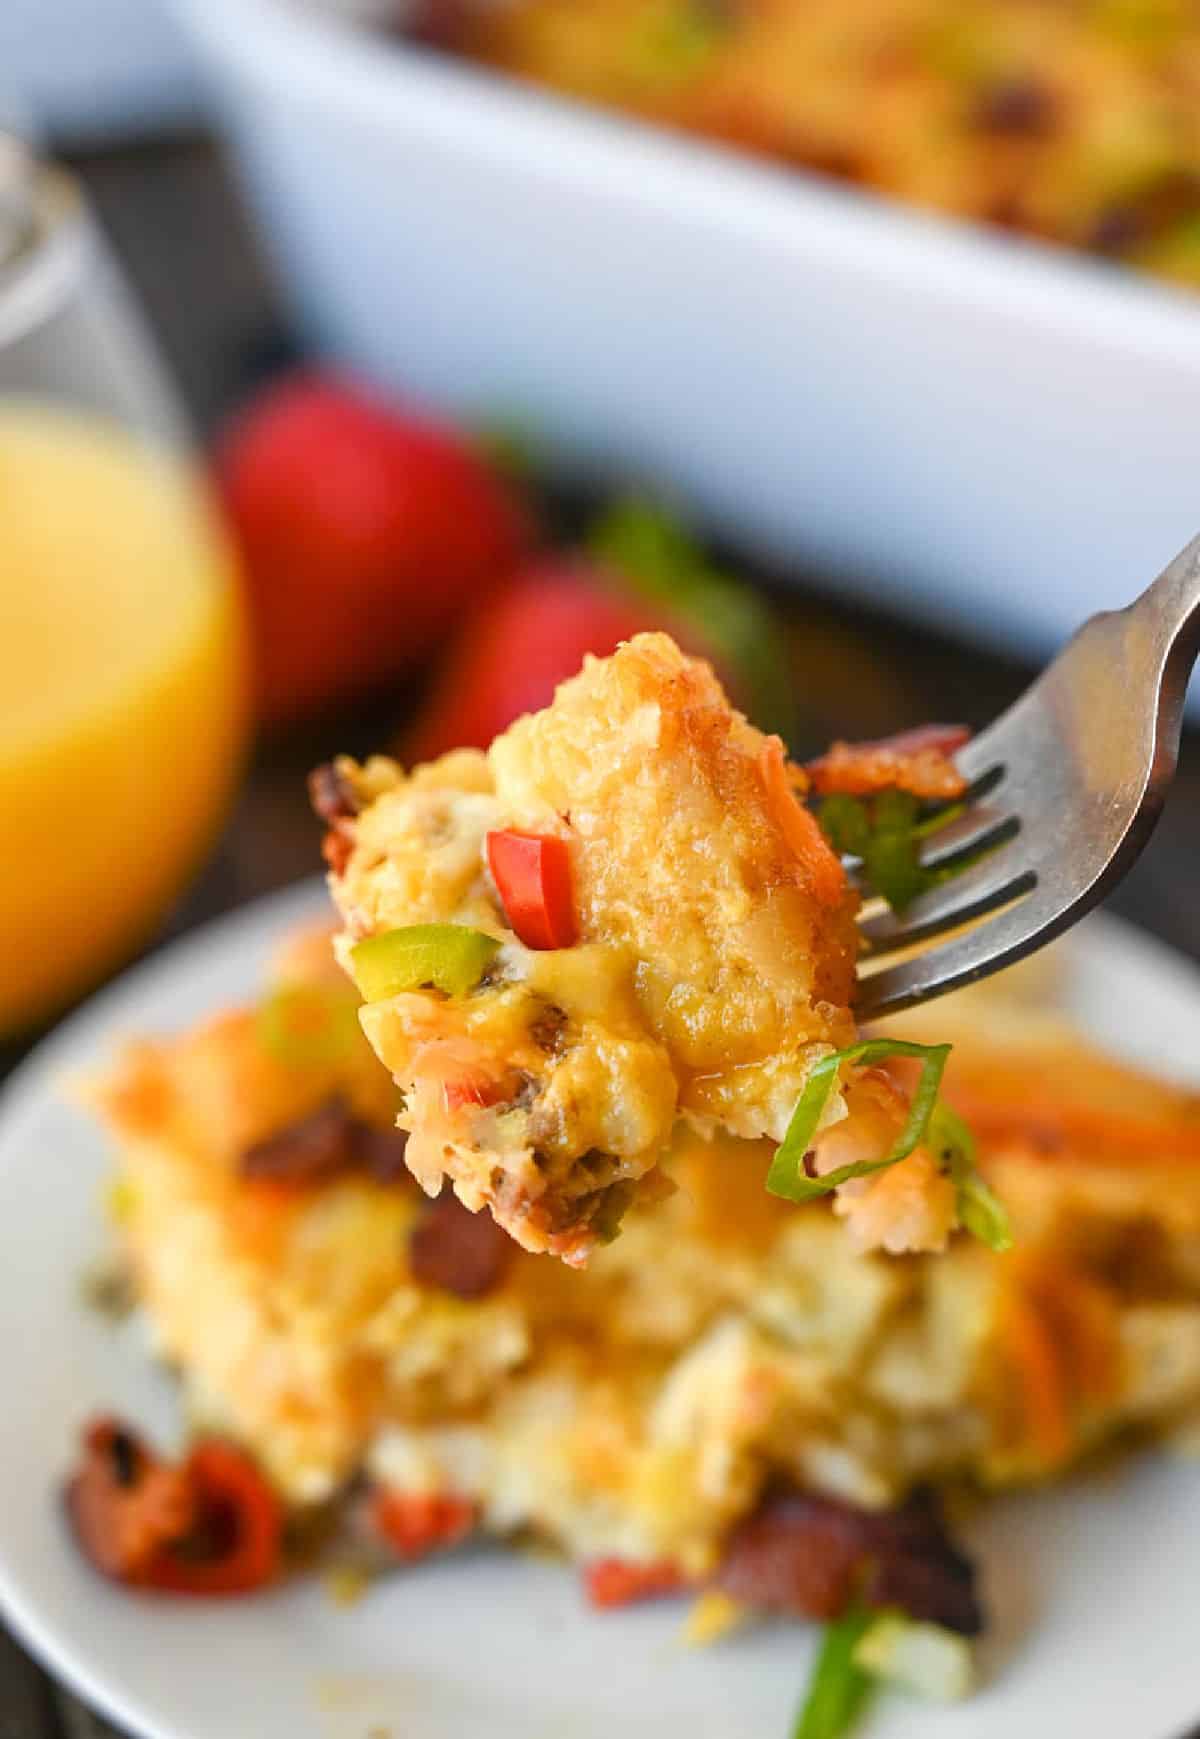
[853, 533, 1200, 1019]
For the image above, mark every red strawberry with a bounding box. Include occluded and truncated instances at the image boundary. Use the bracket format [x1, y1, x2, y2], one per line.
[405, 556, 716, 761]
[214, 371, 529, 725]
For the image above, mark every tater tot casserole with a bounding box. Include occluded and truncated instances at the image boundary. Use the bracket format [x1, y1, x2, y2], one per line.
[70, 918, 1200, 1695]
[61, 632, 1200, 1728]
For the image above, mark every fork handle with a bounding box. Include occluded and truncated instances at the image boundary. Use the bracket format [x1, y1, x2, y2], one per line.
[1135, 532, 1200, 659]
[1128, 532, 1200, 749]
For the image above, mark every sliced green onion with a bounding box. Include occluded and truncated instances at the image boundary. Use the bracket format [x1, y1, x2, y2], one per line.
[767, 1039, 951, 1203]
[853, 1612, 975, 1703]
[912, 799, 966, 840]
[816, 790, 970, 915]
[957, 1172, 1013, 1251]
[865, 790, 930, 913]
[257, 982, 361, 1067]
[793, 1607, 876, 1739]
[816, 792, 871, 858]
[350, 924, 500, 1002]
[926, 1101, 1014, 1252]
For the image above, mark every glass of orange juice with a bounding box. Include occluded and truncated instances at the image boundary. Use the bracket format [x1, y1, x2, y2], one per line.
[0, 132, 248, 1034]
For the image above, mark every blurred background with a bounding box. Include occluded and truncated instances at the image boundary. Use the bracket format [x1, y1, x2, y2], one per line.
[3, 6, 1200, 1720]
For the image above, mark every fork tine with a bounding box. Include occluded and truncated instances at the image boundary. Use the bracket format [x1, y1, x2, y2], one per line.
[839, 751, 1010, 893]
[953, 733, 1012, 784]
[952, 754, 1008, 796]
[913, 808, 1019, 872]
[858, 847, 1035, 957]
[854, 891, 1055, 1020]
[854, 531, 1200, 1016]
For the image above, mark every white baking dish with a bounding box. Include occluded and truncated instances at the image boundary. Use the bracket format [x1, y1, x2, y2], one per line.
[1, 0, 199, 139]
[173, 0, 1200, 664]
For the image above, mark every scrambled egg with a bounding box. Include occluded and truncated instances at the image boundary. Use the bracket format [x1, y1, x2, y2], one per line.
[90, 928, 1200, 1572]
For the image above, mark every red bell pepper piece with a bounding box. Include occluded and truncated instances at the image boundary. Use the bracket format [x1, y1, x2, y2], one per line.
[486, 829, 577, 950]
[142, 1440, 283, 1595]
[583, 1557, 687, 1609]
[443, 1075, 500, 1114]
[66, 1418, 283, 1597]
[372, 1489, 477, 1561]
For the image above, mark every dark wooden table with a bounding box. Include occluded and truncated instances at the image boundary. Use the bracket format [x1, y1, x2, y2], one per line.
[4, 132, 1199, 1739]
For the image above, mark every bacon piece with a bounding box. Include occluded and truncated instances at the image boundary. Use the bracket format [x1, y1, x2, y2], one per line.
[408, 1188, 513, 1298]
[241, 1096, 364, 1186]
[855, 1489, 982, 1633]
[973, 76, 1055, 136]
[716, 1488, 982, 1636]
[357, 1123, 412, 1184]
[584, 1558, 688, 1609]
[307, 761, 360, 826]
[806, 725, 970, 801]
[308, 761, 361, 877]
[65, 1418, 195, 1583]
[241, 1097, 411, 1189]
[715, 1493, 861, 1620]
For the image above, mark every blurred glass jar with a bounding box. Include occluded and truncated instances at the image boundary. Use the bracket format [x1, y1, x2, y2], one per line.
[0, 132, 247, 1034]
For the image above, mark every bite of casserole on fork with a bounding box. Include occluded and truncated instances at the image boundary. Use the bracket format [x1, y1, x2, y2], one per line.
[316, 632, 991, 1265]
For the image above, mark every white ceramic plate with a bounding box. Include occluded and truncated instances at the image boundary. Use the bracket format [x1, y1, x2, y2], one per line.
[0, 880, 1197, 1739]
